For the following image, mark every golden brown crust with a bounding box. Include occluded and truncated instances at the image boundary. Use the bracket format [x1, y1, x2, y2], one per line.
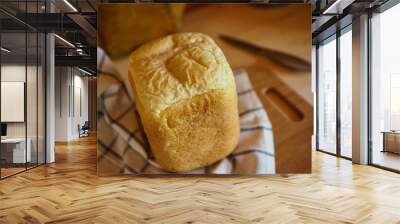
[98, 4, 178, 58]
[129, 32, 239, 172]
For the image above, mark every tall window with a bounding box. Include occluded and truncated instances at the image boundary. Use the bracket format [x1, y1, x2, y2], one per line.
[339, 28, 352, 158]
[370, 2, 400, 171]
[317, 36, 337, 154]
[317, 26, 353, 158]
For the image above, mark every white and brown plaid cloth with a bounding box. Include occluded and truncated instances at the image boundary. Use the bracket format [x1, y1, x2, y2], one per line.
[97, 48, 275, 175]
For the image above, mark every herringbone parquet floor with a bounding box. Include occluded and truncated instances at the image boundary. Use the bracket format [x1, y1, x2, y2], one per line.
[0, 135, 399, 224]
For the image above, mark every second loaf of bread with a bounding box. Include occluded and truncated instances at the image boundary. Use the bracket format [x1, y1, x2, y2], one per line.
[128, 32, 239, 172]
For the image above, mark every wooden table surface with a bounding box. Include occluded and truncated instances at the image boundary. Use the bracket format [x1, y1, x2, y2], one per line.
[182, 4, 312, 104]
[182, 4, 312, 173]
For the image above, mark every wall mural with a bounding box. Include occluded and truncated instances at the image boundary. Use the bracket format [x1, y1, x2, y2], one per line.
[97, 4, 312, 175]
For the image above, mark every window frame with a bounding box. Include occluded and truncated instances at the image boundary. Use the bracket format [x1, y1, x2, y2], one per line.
[0, 0, 48, 180]
[315, 23, 353, 161]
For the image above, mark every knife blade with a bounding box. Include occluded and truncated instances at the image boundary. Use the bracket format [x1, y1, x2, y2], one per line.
[220, 34, 311, 72]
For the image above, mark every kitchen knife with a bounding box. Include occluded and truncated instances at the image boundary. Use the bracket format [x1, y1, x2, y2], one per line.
[220, 34, 311, 72]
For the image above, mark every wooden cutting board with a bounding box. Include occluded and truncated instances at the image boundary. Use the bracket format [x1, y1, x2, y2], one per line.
[182, 4, 312, 173]
[247, 64, 312, 173]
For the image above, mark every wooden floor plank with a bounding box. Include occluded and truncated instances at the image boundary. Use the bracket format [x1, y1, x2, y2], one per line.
[0, 135, 399, 223]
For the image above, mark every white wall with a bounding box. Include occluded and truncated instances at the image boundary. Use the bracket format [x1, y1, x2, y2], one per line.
[54, 67, 89, 141]
[1, 65, 26, 81]
[1, 65, 37, 138]
[55, 66, 69, 141]
[1, 65, 26, 139]
[72, 73, 89, 137]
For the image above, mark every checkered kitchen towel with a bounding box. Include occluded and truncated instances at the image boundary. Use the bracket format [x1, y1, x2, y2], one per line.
[97, 48, 275, 175]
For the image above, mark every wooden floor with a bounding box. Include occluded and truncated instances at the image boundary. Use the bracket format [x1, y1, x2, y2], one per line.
[0, 135, 400, 223]
[1, 167, 26, 178]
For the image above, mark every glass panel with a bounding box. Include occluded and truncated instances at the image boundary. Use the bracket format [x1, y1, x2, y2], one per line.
[1, 30, 27, 177]
[339, 29, 352, 158]
[0, 1, 46, 179]
[26, 0, 39, 169]
[38, 32, 45, 165]
[318, 36, 337, 154]
[371, 3, 400, 171]
[27, 30, 38, 169]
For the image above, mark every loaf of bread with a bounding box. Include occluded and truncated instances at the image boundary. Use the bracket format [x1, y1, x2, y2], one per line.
[128, 32, 240, 172]
[98, 4, 185, 58]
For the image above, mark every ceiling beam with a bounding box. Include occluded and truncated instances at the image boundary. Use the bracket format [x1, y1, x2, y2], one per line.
[55, 55, 96, 69]
[322, 0, 356, 14]
[66, 13, 96, 46]
[11, 13, 82, 32]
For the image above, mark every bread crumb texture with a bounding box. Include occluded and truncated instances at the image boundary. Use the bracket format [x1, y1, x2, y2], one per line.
[129, 33, 239, 172]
